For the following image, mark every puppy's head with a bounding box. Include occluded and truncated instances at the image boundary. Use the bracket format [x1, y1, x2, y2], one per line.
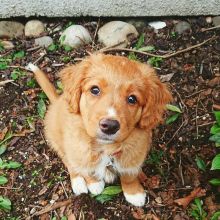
[61, 54, 172, 144]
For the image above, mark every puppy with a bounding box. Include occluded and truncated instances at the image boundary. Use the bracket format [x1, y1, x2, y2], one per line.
[28, 54, 172, 206]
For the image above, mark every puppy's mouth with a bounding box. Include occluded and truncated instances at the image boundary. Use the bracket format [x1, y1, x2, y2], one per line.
[96, 130, 118, 145]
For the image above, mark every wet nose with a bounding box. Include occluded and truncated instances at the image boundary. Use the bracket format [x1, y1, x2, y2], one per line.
[99, 119, 120, 135]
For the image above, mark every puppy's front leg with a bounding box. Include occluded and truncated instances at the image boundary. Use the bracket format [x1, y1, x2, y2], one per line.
[120, 174, 146, 206]
[84, 176, 105, 195]
[70, 172, 88, 195]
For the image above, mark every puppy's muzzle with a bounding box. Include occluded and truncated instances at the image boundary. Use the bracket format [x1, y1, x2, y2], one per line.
[99, 119, 120, 135]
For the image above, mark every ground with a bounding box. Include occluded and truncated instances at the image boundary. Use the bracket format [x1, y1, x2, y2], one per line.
[0, 17, 220, 219]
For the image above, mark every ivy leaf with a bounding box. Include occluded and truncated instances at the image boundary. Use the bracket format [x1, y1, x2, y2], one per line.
[165, 113, 180, 124]
[211, 211, 220, 220]
[211, 154, 220, 170]
[209, 133, 220, 144]
[0, 196, 11, 211]
[101, 186, 122, 195]
[195, 156, 206, 172]
[209, 178, 220, 186]
[214, 111, 220, 125]
[135, 34, 145, 50]
[210, 124, 220, 135]
[0, 176, 8, 185]
[37, 99, 46, 119]
[0, 145, 7, 155]
[166, 104, 182, 113]
[0, 161, 22, 169]
[95, 194, 115, 204]
[13, 50, 25, 59]
[0, 62, 8, 70]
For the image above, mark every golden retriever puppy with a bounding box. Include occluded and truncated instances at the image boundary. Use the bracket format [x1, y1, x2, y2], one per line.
[27, 54, 172, 206]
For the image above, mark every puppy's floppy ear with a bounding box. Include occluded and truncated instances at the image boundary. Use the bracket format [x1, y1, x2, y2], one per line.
[60, 60, 90, 113]
[138, 64, 173, 130]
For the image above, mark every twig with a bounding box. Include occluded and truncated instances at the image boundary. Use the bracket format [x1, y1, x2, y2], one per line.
[33, 199, 72, 216]
[201, 25, 220, 32]
[0, 186, 20, 190]
[8, 65, 27, 70]
[198, 121, 214, 127]
[179, 155, 185, 186]
[195, 95, 201, 139]
[27, 46, 41, 52]
[33, 52, 46, 65]
[98, 37, 216, 58]
[185, 89, 205, 98]
[60, 181, 69, 199]
[92, 17, 100, 47]
[213, 104, 220, 110]
[0, 79, 14, 86]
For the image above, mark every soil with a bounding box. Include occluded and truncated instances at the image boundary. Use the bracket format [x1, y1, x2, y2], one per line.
[0, 17, 220, 220]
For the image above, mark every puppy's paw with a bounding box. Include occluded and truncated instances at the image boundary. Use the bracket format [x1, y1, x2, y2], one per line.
[71, 176, 88, 195]
[104, 169, 116, 184]
[88, 180, 105, 195]
[124, 192, 146, 206]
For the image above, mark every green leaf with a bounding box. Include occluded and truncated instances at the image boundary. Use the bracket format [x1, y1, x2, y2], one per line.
[211, 154, 220, 170]
[211, 211, 220, 220]
[0, 161, 22, 169]
[138, 46, 155, 52]
[210, 123, 220, 135]
[60, 35, 66, 43]
[165, 113, 180, 124]
[63, 45, 72, 52]
[10, 69, 26, 80]
[56, 81, 63, 91]
[166, 104, 182, 113]
[48, 43, 57, 52]
[209, 133, 220, 144]
[194, 198, 202, 216]
[38, 91, 47, 100]
[61, 217, 67, 220]
[26, 78, 36, 88]
[135, 34, 145, 50]
[0, 176, 8, 185]
[214, 111, 220, 125]
[0, 145, 7, 155]
[147, 57, 163, 67]
[0, 196, 11, 211]
[0, 131, 13, 146]
[101, 186, 122, 195]
[195, 156, 206, 172]
[95, 194, 115, 204]
[13, 50, 25, 59]
[0, 62, 8, 70]
[37, 99, 46, 119]
[209, 178, 220, 186]
[128, 52, 138, 61]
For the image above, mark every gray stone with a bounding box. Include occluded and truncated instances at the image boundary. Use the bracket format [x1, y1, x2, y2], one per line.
[98, 21, 138, 48]
[174, 21, 191, 34]
[25, 20, 45, 37]
[34, 36, 53, 48]
[213, 16, 220, 27]
[126, 19, 147, 31]
[1, 40, 14, 49]
[0, 21, 24, 38]
[60, 25, 92, 48]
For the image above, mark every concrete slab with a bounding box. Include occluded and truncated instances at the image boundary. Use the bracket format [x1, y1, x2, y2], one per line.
[0, 0, 220, 18]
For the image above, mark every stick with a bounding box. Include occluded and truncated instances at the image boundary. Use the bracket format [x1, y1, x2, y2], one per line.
[0, 79, 14, 86]
[201, 25, 220, 32]
[98, 37, 216, 59]
[213, 104, 220, 110]
[33, 199, 72, 216]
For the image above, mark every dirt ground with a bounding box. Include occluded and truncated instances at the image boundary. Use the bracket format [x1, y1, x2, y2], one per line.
[0, 17, 220, 219]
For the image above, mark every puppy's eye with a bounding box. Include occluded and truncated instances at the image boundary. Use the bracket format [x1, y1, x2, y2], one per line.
[127, 95, 137, 105]
[90, 86, 100, 96]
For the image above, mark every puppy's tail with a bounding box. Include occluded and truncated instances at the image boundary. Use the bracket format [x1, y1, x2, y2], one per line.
[26, 63, 58, 103]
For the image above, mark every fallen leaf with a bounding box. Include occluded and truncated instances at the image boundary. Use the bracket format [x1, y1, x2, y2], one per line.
[39, 213, 50, 220]
[132, 208, 145, 219]
[208, 76, 220, 87]
[160, 73, 174, 82]
[0, 127, 8, 141]
[174, 187, 206, 209]
[14, 129, 34, 137]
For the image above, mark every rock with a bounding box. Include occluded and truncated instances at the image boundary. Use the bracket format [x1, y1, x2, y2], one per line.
[0, 21, 24, 38]
[98, 21, 138, 48]
[206, 17, 212, 24]
[1, 40, 14, 49]
[60, 25, 92, 48]
[126, 19, 147, 31]
[213, 16, 220, 27]
[174, 21, 191, 34]
[34, 36, 53, 48]
[148, 21, 166, 30]
[25, 20, 45, 37]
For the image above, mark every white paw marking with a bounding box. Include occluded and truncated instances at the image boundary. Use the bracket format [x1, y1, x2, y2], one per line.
[104, 169, 116, 183]
[107, 107, 117, 117]
[124, 192, 146, 206]
[71, 176, 88, 195]
[88, 180, 105, 195]
[26, 63, 39, 72]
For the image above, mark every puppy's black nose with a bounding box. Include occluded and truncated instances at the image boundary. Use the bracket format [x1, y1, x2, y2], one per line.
[99, 119, 120, 135]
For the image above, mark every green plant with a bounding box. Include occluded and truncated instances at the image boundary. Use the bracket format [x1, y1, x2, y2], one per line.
[26, 78, 36, 88]
[165, 104, 182, 124]
[209, 111, 220, 186]
[37, 98, 46, 119]
[195, 156, 206, 172]
[211, 211, 220, 220]
[0, 196, 11, 211]
[10, 69, 26, 80]
[47, 43, 58, 52]
[189, 198, 207, 220]
[147, 57, 163, 67]
[13, 50, 25, 59]
[146, 149, 164, 165]
[94, 185, 122, 203]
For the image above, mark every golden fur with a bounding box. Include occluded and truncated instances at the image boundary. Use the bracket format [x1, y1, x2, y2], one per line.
[31, 54, 172, 206]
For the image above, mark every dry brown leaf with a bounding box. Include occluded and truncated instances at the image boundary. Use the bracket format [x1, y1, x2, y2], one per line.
[132, 208, 145, 219]
[174, 187, 206, 209]
[145, 214, 160, 220]
[0, 127, 8, 141]
[14, 129, 34, 137]
[39, 213, 50, 220]
[208, 76, 220, 87]
[213, 104, 220, 110]
[68, 213, 77, 220]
